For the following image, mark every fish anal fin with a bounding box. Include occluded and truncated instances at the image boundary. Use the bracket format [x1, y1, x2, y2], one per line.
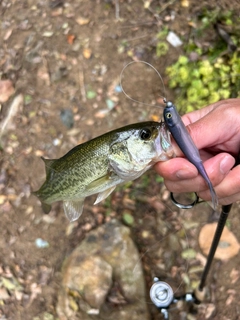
[41, 202, 52, 214]
[41, 157, 56, 175]
[94, 186, 116, 205]
[32, 190, 52, 214]
[63, 199, 84, 222]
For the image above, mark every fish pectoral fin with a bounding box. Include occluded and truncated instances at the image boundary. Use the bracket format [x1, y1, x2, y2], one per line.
[94, 186, 116, 205]
[63, 199, 84, 222]
[87, 175, 109, 190]
[87, 172, 119, 192]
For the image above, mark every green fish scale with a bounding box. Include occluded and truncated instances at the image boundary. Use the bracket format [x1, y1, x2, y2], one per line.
[37, 138, 111, 202]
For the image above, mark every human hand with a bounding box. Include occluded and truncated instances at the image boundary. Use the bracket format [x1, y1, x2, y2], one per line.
[155, 98, 240, 205]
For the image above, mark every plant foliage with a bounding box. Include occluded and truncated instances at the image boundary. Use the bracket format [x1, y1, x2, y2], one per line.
[164, 10, 240, 112]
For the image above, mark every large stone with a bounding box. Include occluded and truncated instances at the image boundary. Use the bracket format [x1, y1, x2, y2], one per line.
[57, 219, 150, 320]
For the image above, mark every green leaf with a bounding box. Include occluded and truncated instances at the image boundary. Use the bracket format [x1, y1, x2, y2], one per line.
[123, 213, 134, 226]
[86, 90, 96, 99]
[24, 95, 32, 105]
[181, 248, 196, 260]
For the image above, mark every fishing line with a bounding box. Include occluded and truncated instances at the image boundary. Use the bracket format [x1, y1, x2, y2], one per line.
[120, 60, 167, 108]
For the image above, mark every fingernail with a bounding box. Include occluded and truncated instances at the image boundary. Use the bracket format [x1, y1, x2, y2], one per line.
[176, 169, 195, 179]
[220, 155, 233, 175]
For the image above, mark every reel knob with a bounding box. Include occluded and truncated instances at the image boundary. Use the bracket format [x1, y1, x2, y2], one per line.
[150, 280, 174, 308]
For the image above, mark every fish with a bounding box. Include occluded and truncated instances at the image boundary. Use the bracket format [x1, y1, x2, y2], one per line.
[163, 100, 218, 209]
[33, 121, 174, 222]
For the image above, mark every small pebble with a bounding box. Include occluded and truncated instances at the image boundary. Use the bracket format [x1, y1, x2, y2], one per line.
[60, 109, 74, 129]
[166, 31, 183, 47]
[35, 238, 49, 248]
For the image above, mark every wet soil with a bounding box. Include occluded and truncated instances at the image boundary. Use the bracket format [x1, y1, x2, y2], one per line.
[1, 1, 240, 319]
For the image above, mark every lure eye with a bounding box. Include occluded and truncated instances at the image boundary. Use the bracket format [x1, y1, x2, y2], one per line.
[165, 112, 172, 119]
[140, 128, 152, 140]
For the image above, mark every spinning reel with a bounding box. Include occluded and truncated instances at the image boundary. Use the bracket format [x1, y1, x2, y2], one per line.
[150, 203, 233, 319]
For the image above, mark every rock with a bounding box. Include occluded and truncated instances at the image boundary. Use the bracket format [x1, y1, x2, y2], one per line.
[198, 223, 240, 260]
[60, 109, 74, 129]
[56, 220, 150, 320]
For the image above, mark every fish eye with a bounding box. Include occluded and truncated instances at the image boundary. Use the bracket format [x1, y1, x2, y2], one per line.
[166, 112, 172, 119]
[140, 128, 152, 140]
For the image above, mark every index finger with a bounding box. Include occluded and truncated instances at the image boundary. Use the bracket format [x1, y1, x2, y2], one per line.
[180, 99, 240, 152]
[181, 99, 227, 125]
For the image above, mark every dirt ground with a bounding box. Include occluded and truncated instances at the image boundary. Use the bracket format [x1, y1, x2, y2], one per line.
[1, 0, 240, 319]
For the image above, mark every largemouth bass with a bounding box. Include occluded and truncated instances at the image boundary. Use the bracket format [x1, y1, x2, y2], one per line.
[33, 121, 174, 222]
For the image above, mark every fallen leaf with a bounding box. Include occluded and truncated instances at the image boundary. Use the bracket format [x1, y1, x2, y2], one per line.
[1, 276, 23, 291]
[27, 283, 42, 307]
[4, 29, 13, 41]
[181, 248, 196, 260]
[151, 114, 160, 122]
[67, 34, 75, 45]
[181, 0, 189, 7]
[198, 223, 240, 260]
[0, 94, 23, 137]
[144, 1, 151, 9]
[196, 252, 207, 266]
[86, 119, 94, 125]
[0, 287, 10, 300]
[94, 109, 109, 118]
[204, 303, 216, 319]
[43, 31, 54, 37]
[37, 66, 50, 86]
[35, 150, 44, 157]
[0, 80, 15, 103]
[83, 48, 92, 59]
[51, 8, 63, 16]
[230, 268, 239, 284]
[76, 17, 90, 25]
[226, 289, 236, 306]
[0, 195, 7, 205]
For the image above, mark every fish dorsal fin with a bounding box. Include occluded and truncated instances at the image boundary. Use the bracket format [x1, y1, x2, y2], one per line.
[63, 199, 84, 222]
[94, 186, 116, 205]
[41, 157, 56, 175]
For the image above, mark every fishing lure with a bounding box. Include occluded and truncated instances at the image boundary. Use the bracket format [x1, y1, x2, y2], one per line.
[163, 99, 218, 210]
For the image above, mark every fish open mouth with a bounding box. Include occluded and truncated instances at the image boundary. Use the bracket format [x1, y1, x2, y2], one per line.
[155, 122, 175, 161]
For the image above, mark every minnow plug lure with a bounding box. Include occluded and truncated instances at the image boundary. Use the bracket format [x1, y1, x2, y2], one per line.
[163, 99, 218, 210]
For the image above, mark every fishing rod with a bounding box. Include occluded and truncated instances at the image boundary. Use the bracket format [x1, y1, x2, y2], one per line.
[150, 101, 239, 319]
